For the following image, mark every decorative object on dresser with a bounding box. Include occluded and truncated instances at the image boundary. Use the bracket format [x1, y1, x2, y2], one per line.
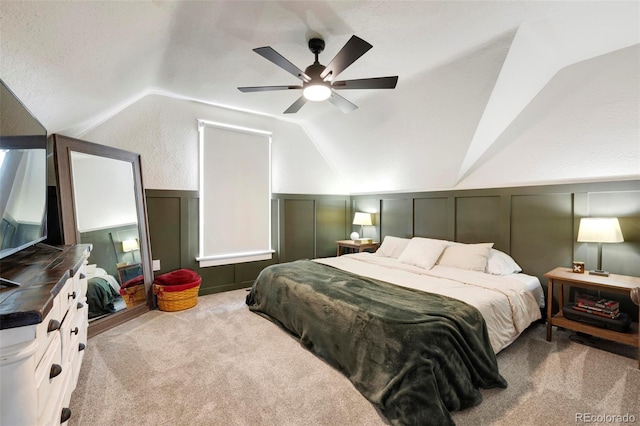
[576, 217, 624, 277]
[545, 267, 640, 369]
[0, 244, 91, 426]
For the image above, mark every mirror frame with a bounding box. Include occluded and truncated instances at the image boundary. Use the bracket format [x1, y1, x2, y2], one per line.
[53, 134, 154, 336]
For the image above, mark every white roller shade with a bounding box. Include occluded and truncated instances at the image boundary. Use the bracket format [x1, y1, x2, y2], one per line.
[197, 120, 273, 266]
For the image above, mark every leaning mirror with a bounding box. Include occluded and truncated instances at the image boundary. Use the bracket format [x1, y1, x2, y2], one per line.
[53, 135, 153, 337]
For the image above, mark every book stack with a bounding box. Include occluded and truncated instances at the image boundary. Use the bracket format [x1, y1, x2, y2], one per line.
[573, 293, 620, 319]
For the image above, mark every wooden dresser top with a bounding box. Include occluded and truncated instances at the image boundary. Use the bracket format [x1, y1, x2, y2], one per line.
[0, 244, 91, 330]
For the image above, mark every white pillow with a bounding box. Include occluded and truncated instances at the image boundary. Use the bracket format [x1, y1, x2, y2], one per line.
[437, 243, 494, 272]
[397, 237, 448, 269]
[486, 249, 522, 275]
[375, 236, 411, 258]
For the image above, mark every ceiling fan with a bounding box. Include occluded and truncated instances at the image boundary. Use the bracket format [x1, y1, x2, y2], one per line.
[238, 35, 398, 114]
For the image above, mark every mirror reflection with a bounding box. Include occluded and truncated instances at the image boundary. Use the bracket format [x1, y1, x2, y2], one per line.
[70, 151, 144, 321]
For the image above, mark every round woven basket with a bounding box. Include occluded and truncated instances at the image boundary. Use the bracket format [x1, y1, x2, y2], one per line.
[153, 284, 200, 311]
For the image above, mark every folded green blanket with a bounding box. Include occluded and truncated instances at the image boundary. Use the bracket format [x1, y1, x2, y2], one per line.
[247, 260, 507, 426]
[87, 277, 119, 318]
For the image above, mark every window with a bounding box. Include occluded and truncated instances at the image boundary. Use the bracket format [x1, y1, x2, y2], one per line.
[197, 120, 273, 267]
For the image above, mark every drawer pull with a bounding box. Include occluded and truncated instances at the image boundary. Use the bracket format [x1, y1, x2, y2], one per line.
[68, 291, 77, 300]
[50, 364, 62, 379]
[47, 319, 61, 332]
[71, 327, 79, 336]
[79, 343, 86, 352]
[60, 407, 72, 423]
[80, 273, 86, 279]
[77, 302, 84, 309]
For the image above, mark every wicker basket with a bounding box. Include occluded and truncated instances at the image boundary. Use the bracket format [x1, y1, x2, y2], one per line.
[153, 269, 201, 312]
[119, 284, 146, 308]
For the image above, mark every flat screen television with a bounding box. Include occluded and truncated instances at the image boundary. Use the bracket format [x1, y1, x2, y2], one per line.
[0, 79, 48, 260]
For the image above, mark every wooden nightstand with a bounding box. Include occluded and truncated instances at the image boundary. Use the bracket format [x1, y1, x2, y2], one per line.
[544, 267, 640, 368]
[336, 240, 379, 256]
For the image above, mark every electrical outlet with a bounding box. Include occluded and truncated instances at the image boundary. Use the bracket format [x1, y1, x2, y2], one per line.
[152, 259, 161, 271]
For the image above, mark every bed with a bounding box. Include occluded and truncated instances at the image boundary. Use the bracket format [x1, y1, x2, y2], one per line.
[246, 236, 543, 425]
[85, 265, 127, 319]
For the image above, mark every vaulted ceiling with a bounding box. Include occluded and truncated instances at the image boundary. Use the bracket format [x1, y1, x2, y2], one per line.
[1, 1, 638, 193]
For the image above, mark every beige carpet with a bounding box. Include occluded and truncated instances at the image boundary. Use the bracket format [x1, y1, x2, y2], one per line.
[70, 289, 639, 426]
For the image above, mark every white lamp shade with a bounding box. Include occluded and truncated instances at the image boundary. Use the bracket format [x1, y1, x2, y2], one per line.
[577, 218, 624, 243]
[353, 212, 373, 226]
[122, 239, 140, 252]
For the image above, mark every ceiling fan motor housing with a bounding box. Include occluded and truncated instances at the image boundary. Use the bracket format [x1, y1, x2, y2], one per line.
[308, 38, 325, 55]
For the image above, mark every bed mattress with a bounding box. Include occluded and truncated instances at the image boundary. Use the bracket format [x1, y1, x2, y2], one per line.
[314, 253, 542, 353]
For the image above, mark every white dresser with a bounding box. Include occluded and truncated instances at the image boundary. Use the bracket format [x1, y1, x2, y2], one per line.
[0, 244, 91, 426]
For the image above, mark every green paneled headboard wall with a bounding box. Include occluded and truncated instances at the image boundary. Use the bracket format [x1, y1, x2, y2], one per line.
[146, 180, 638, 315]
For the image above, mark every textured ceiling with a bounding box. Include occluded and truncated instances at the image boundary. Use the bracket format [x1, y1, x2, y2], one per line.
[1, 1, 638, 192]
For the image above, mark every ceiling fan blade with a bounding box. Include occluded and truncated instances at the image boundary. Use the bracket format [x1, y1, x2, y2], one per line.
[284, 96, 307, 114]
[320, 35, 372, 81]
[331, 76, 398, 90]
[328, 91, 358, 113]
[254, 47, 311, 82]
[238, 85, 302, 92]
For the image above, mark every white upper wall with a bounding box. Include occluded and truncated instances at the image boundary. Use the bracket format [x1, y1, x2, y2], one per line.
[1, 1, 638, 194]
[82, 94, 347, 194]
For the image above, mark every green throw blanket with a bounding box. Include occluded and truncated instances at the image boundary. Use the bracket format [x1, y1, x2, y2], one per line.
[246, 260, 507, 426]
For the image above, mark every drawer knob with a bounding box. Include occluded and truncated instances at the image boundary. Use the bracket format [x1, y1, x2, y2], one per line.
[71, 327, 79, 336]
[50, 364, 62, 379]
[47, 319, 61, 332]
[68, 291, 77, 300]
[79, 343, 86, 352]
[60, 407, 72, 423]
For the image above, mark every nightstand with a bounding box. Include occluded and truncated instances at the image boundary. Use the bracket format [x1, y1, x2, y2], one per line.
[544, 267, 640, 368]
[117, 262, 142, 285]
[336, 240, 379, 256]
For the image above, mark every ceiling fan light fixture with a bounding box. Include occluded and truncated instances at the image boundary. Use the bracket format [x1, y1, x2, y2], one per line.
[303, 84, 331, 101]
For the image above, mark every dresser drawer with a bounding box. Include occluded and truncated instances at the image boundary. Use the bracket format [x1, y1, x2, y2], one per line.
[59, 276, 80, 320]
[34, 298, 63, 369]
[59, 301, 78, 367]
[35, 331, 63, 422]
[71, 302, 89, 389]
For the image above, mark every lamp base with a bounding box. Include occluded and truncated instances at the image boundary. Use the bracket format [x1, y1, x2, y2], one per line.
[589, 270, 610, 277]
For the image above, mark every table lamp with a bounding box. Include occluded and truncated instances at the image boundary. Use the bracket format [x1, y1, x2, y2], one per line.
[351, 212, 372, 240]
[122, 239, 140, 263]
[577, 217, 624, 276]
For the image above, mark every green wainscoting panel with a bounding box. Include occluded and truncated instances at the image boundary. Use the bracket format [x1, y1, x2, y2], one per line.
[146, 194, 183, 273]
[414, 197, 452, 241]
[146, 181, 638, 316]
[380, 198, 412, 240]
[455, 195, 502, 246]
[316, 198, 348, 258]
[511, 193, 574, 290]
[283, 199, 315, 262]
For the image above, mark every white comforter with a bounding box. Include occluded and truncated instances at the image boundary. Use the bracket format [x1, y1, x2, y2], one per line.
[314, 253, 542, 353]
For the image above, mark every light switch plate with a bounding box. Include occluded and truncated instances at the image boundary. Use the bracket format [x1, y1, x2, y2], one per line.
[152, 259, 161, 271]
